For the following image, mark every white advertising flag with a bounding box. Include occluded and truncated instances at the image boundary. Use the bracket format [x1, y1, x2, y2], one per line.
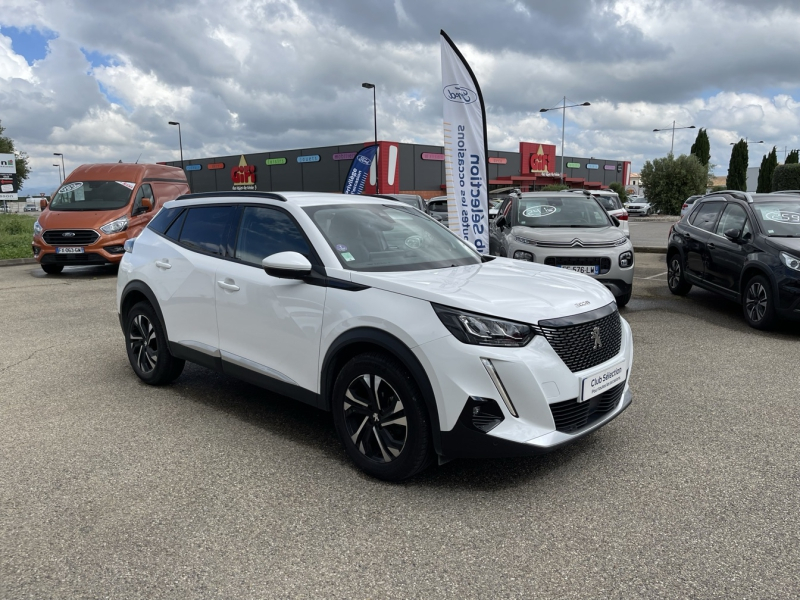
[440, 30, 489, 253]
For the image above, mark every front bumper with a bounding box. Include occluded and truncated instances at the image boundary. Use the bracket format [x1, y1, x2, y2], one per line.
[414, 315, 634, 459]
[33, 231, 128, 265]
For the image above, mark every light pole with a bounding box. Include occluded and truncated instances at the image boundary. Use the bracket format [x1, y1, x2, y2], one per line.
[730, 138, 763, 145]
[53, 164, 62, 183]
[539, 97, 591, 185]
[653, 121, 695, 154]
[53, 152, 65, 182]
[168, 121, 184, 171]
[362, 82, 378, 193]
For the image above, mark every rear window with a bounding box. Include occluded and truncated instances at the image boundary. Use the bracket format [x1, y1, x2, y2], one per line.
[147, 206, 181, 234]
[594, 194, 622, 211]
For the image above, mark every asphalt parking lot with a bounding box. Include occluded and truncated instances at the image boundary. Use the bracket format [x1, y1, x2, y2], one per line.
[1, 257, 799, 599]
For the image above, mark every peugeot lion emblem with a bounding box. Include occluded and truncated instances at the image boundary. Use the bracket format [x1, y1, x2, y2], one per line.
[591, 326, 602, 350]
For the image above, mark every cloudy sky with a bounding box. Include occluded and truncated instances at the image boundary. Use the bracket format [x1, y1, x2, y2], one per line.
[2, 0, 799, 194]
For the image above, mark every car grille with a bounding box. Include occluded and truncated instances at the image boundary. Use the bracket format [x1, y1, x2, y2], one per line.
[549, 381, 626, 433]
[536, 307, 622, 373]
[544, 256, 611, 273]
[42, 229, 100, 246]
[534, 238, 627, 248]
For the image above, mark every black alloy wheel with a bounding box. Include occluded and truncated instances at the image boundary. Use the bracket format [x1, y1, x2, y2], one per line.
[667, 254, 692, 296]
[743, 275, 775, 330]
[332, 352, 433, 481]
[125, 301, 185, 385]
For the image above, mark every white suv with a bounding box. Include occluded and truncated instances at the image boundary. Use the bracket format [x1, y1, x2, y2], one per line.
[117, 192, 634, 480]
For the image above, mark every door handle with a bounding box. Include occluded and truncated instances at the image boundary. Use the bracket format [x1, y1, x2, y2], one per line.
[155, 260, 171, 270]
[684, 233, 691, 239]
[707, 243, 716, 250]
[217, 280, 240, 292]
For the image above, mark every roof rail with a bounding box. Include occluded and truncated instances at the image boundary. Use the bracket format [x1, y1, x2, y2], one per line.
[770, 190, 800, 195]
[703, 190, 754, 203]
[174, 191, 288, 202]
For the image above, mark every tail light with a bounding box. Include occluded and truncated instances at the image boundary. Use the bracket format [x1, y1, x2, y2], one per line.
[682, 203, 688, 209]
[618, 211, 628, 221]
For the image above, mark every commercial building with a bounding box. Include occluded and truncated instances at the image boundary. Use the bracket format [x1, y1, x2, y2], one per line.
[162, 141, 631, 199]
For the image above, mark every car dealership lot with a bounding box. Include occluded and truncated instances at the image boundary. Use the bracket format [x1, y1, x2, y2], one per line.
[1, 258, 798, 598]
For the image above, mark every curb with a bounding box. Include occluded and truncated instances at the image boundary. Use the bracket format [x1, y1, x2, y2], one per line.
[0, 258, 37, 267]
[633, 247, 666, 254]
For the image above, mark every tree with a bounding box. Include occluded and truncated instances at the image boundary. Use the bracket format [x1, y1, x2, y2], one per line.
[756, 146, 778, 193]
[0, 120, 31, 189]
[772, 163, 800, 191]
[608, 181, 628, 203]
[541, 184, 569, 191]
[785, 149, 799, 165]
[639, 153, 707, 215]
[726, 139, 749, 191]
[690, 128, 711, 166]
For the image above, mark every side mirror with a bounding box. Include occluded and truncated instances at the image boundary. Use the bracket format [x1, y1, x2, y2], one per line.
[262, 251, 312, 279]
[40, 198, 49, 210]
[723, 228, 742, 242]
[134, 197, 152, 216]
[495, 215, 507, 229]
[610, 215, 621, 227]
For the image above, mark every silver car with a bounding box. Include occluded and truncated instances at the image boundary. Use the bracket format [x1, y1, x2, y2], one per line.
[489, 192, 635, 306]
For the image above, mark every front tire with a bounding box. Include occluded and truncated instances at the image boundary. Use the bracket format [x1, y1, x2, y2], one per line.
[332, 352, 433, 481]
[742, 275, 776, 330]
[616, 289, 632, 308]
[125, 301, 185, 385]
[667, 253, 692, 296]
[41, 264, 63, 274]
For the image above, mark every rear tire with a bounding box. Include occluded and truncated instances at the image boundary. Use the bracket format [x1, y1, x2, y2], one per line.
[742, 275, 776, 330]
[667, 253, 692, 296]
[332, 352, 433, 481]
[41, 264, 63, 275]
[125, 301, 185, 385]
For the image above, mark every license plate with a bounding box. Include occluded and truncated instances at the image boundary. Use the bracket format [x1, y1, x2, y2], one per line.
[580, 359, 627, 402]
[56, 247, 84, 254]
[558, 265, 599, 275]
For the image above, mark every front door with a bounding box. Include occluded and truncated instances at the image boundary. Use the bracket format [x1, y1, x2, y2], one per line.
[215, 205, 326, 395]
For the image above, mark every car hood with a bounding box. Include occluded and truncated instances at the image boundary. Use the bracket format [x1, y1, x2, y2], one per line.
[347, 257, 616, 323]
[37, 207, 129, 230]
[766, 237, 800, 254]
[509, 225, 626, 244]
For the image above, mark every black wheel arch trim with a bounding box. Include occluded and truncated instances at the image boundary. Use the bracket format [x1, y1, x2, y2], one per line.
[120, 280, 168, 338]
[739, 262, 778, 297]
[320, 327, 443, 455]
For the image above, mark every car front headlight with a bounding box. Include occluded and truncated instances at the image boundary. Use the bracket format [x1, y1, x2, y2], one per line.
[619, 251, 634, 268]
[100, 216, 129, 235]
[33, 220, 43, 236]
[513, 250, 534, 261]
[781, 252, 800, 272]
[432, 304, 535, 347]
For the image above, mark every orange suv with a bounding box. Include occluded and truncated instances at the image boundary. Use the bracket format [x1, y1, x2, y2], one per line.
[33, 163, 190, 274]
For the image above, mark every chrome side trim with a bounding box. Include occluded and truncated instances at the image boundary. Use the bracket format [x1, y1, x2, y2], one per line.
[481, 358, 519, 418]
[220, 350, 297, 385]
[178, 340, 220, 357]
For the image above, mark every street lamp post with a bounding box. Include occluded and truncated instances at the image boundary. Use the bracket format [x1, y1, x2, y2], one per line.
[361, 82, 378, 193]
[730, 138, 763, 146]
[53, 152, 65, 182]
[168, 121, 184, 171]
[53, 164, 62, 183]
[539, 97, 591, 185]
[653, 121, 696, 154]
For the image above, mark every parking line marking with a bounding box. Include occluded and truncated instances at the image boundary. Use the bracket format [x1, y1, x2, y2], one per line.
[643, 271, 668, 280]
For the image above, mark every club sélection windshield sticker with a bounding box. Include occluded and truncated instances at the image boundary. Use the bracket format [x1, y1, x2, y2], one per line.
[58, 182, 84, 194]
[764, 210, 800, 224]
[405, 236, 422, 248]
[335, 244, 348, 252]
[522, 205, 557, 217]
[116, 181, 136, 190]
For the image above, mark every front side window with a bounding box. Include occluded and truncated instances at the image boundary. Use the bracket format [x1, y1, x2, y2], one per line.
[715, 204, 752, 239]
[50, 181, 134, 211]
[235, 206, 311, 265]
[178, 206, 239, 256]
[751, 200, 800, 237]
[689, 202, 724, 232]
[515, 196, 611, 228]
[305, 203, 479, 272]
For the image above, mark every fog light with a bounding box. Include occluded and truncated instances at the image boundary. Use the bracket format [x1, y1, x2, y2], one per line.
[513, 250, 534, 261]
[32, 246, 40, 257]
[619, 251, 633, 268]
[105, 245, 126, 255]
[461, 397, 505, 433]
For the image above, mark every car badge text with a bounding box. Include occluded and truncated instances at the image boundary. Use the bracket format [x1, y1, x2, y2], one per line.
[591, 326, 602, 350]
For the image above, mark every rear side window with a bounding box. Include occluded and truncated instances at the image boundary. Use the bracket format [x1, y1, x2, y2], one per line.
[179, 206, 239, 256]
[164, 209, 186, 240]
[690, 202, 724, 232]
[235, 206, 311, 265]
[148, 206, 180, 234]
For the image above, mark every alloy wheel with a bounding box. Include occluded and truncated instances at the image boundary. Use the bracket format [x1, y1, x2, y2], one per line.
[342, 374, 407, 463]
[668, 258, 681, 289]
[129, 314, 158, 374]
[745, 282, 768, 322]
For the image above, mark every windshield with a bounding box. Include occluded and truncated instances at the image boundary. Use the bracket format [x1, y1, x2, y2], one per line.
[387, 195, 421, 209]
[516, 196, 611, 228]
[50, 181, 134, 211]
[751, 200, 800, 237]
[304, 203, 480, 272]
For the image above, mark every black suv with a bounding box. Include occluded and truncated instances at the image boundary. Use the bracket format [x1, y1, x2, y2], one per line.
[666, 191, 800, 329]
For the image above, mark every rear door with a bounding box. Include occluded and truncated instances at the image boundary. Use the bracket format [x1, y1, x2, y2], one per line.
[684, 201, 725, 280]
[705, 203, 753, 293]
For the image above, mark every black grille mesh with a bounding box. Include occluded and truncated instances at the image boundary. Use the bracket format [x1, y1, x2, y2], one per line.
[43, 229, 99, 246]
[537, 310, 622, 373]
[549, 381, 625, 433]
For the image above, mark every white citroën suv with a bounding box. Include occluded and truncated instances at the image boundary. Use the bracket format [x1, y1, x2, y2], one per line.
[117, 192, 634, 480]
